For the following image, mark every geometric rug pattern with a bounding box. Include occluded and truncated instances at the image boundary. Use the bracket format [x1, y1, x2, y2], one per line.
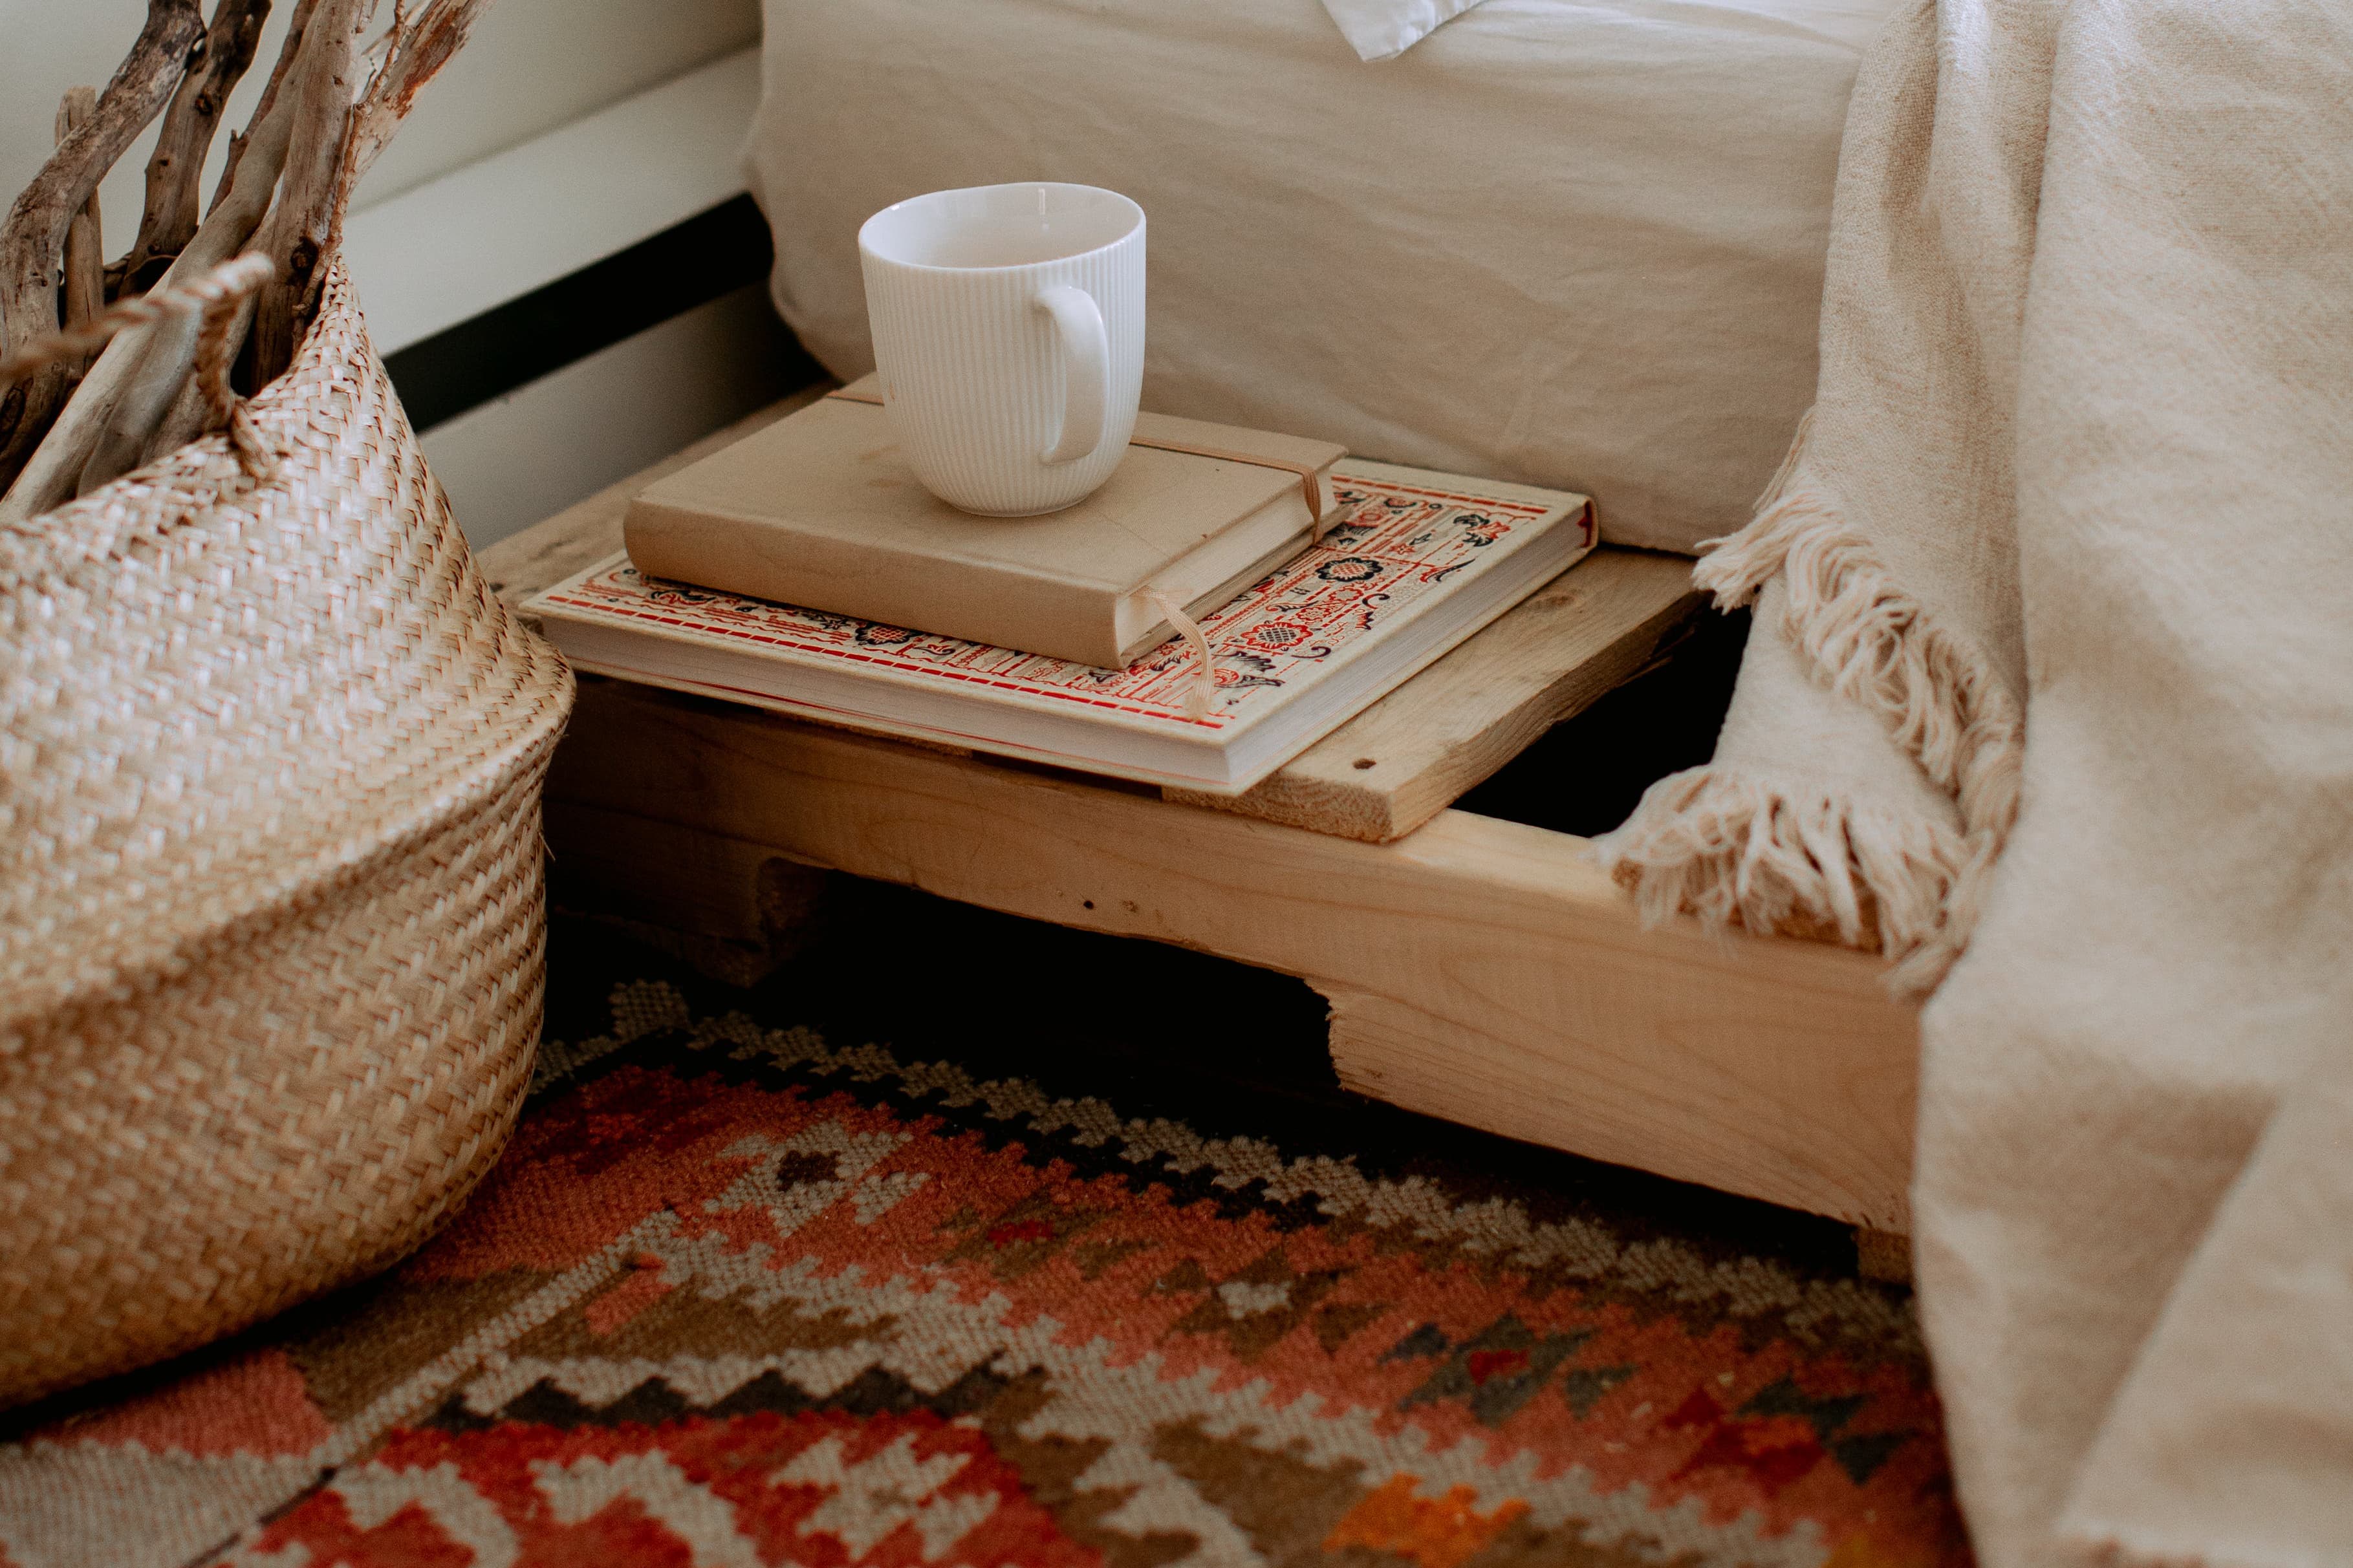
[0, 950, 1970, 1568]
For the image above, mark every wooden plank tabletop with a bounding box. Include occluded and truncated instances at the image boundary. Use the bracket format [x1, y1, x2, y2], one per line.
[1162, 550, 1699, 840]
[480, 393, 1706, 843]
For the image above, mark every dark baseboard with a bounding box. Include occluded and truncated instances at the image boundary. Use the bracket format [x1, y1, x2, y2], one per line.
[384, 193, 822, 433]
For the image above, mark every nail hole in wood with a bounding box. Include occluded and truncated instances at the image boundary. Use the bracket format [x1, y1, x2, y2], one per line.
[1352, 758, 1376, 770]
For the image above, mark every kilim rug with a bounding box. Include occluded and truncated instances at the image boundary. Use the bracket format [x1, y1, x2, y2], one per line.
[0, 885, 1970, 1568]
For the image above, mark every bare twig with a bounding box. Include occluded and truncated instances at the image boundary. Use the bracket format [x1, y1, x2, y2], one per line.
[250, 0, 367, 385]
[55, 92, 105, 341]
[111, 0, 505, 482]
[116, 0, 274, 294]
[1, 100, 294, 521]
[345, 0, 498, 186]
[77, 309, 213, 496]
[0, 0, 206, 489]
[133, 277, 274, 479]
[292, 0, 498, 336]
[212, 0, 323, 209]
[5, 0, 498, 515]
[140, 292, 248, 464]
[0, 253, 272, 391]
[0, 254, 277, 500]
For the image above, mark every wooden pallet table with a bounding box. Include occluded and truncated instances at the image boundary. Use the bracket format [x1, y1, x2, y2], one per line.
[484, 395, 1923, 1252]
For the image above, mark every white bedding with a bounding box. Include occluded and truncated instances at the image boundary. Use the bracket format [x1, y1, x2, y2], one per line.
[746, 0, 1896, 554]
[1317, 0, 1495, 59]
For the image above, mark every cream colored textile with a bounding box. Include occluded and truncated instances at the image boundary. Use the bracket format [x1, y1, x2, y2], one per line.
[746, 0, 1896, 555]
[1601, 0, 2353, 1561]
[1316, 0, 1492, 60]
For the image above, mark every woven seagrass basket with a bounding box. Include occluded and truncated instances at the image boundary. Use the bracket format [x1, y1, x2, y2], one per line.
[0, 261, 574, 1407]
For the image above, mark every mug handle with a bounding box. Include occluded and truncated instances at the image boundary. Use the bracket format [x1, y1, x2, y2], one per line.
[1034, 285, 1111, 465]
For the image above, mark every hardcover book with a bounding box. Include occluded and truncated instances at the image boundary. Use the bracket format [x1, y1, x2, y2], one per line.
[532, 460, 1596, 795]
[623, 376, 1348, 669]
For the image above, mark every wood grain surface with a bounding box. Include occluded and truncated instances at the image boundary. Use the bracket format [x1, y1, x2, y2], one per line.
[547, 678, 1921, 1229]
[1164, 550, 1702, 840]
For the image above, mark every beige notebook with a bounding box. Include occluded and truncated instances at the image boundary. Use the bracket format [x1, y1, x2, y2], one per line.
[623, 376, 1347, 669]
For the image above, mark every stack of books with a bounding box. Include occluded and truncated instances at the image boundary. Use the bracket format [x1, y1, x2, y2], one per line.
[524, 378, 1595, 794]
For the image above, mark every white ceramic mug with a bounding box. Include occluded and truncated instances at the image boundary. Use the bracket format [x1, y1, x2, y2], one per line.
[858, 183, 1146, 516]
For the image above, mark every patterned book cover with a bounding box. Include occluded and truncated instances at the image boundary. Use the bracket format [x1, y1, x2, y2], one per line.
[528, 459, 1592, 766]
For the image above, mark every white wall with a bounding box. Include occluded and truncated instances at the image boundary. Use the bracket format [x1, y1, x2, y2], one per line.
[345, 47, 761, 355]
[0, 0, 757, 251]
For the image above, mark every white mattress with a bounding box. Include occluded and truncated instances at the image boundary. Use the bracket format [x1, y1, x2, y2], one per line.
[746, 0, 1896, 554]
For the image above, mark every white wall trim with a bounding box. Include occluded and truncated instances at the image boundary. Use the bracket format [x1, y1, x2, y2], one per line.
[423, 282, 802, 550]
[343, 45, 761, 354]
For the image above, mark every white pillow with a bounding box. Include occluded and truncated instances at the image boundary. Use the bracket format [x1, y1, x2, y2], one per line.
[1317, 0, 1493, 60]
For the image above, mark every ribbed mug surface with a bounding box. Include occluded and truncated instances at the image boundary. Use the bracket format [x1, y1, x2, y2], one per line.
[860, 184, 1145, 515]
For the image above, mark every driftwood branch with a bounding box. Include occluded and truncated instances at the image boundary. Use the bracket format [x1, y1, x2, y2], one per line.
[77, 315, 215, 498]
[55, 92, 106, 342]
[0, 253, 273, 390]
[346, 0, 498, 186]
[142, 289, 254, 462]
[2, 100, 294, 521]
[0, 0, 206, 488]
[113, 0, 501, 480]
[250, 0, 367, 385]
[3, 0, 499, 513]
[213, 0, 323, 209]
[72, 0, 367, 495]
[0, 254, 278, 489]
[257, 0, 504, 373]
[280, 0, 498, 345]
[116, 0, 274, 295]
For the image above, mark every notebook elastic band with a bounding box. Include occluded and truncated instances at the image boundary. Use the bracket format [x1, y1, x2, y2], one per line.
[825, 387, 1332, 539]
[1144, 590, 1217, 722]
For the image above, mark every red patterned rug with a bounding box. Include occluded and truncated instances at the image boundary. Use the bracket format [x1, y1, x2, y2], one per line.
[0, 892, 1969, 1568]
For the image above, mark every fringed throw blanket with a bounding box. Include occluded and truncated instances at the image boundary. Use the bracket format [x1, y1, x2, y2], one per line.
[1600, 0, 2353, 1563]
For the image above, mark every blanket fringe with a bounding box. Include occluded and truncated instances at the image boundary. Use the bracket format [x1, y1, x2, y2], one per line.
[1603, 413, 2024, 993]
[1699, 482, 2023, 843]
[1598, 768, 1972, 966]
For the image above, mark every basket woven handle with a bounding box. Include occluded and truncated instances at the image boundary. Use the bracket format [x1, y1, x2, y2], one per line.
[0, 253, 278, 480]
